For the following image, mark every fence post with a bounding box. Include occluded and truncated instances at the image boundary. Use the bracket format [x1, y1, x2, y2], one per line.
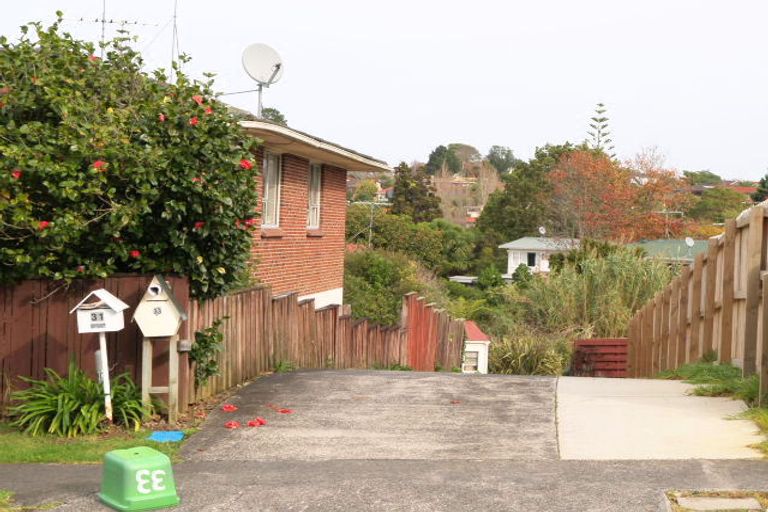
[689, 253, 704, 363]
[760, 274, 768, 406]
[720, 219, 737, 364]
[743, 206, 764, 376]
[677, 265, 691, 366]
[668, 277, 680, 369]
[660, 288, 671, 371]
[703, 238, 718, 357]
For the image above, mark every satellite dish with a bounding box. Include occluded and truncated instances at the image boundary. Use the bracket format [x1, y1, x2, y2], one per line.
[242, 44, 284, 85]
[685, 237, 695, 248]
[241, 43, 284, 118]
[538, 226, 547, 236]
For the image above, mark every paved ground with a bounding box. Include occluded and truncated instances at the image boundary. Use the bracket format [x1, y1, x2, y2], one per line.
[183, 370, 558, 461]
[2, 370, 768, 511]
[558, 376, 764, 460]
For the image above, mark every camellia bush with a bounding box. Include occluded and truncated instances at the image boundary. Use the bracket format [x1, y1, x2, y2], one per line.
[0, 15, 259, 298]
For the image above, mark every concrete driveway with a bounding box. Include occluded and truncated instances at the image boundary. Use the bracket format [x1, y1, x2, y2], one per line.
[183, 370, 558, 461]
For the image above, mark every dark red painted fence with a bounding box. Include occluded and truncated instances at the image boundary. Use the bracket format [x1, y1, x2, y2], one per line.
[571, 338, 628, 378]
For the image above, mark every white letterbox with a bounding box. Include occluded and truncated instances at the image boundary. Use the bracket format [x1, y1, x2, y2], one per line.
[70, 289, 130, 334]
[133, 275, 188, 338]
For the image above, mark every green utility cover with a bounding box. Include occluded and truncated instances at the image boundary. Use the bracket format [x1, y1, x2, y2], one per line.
[99, 446, 180, 511]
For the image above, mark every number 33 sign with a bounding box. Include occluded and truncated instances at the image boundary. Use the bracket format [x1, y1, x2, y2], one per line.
[135, 469, 167, 494]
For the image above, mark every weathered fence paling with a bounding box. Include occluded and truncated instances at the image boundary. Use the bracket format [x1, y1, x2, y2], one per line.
[628, 202, 768, 392]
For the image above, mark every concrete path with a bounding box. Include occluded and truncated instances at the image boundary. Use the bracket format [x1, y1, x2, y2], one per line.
[557, 376, 764, 460]
[183, 370, 558, 461]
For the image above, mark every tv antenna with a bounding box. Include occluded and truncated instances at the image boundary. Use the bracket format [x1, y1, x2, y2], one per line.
[684, 236, 695, 258]
[241, 43, 284, 118]
[538, 226, 547, 236]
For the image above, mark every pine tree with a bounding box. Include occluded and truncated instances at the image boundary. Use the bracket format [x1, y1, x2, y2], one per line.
[587, 103, 615, 158]
[753, 171, 768, 203]
[390, 162, 442, 222]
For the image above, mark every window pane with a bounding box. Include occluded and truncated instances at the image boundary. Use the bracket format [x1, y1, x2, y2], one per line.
[263, 154, 280, 226]
[527, 252, 537, 267]
[308, 164, 321, 228]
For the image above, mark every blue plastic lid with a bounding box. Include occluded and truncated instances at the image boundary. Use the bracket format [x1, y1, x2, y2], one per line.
[148, 430, 185, 443]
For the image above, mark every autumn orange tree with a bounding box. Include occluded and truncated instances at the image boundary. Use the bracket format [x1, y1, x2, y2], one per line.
[549, 151, 636, 240]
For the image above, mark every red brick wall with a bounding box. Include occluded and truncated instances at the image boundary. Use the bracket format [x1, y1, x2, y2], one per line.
[250, 148, 347, 297]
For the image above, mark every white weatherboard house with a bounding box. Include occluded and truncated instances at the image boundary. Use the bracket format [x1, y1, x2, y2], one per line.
[499, 237, 579, 277]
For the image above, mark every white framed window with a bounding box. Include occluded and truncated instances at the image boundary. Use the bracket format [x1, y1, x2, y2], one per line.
[307, 164, 322, 229]
[263, 152, 282, 227]
[462, 351, 479, 372]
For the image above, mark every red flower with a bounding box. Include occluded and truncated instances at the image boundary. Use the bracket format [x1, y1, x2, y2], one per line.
[11, 169, 22, 180]
[239, 159, 254, 171]
[221, 404, 238, 412]
[92, 160, 107, 171]
[244, 218, 257, 227]
[224, 421, 241, 429]
[76, 265, 85, 273]
[204, 106, 213, 115]
[194, 221, 205, 230]
[37, 220, 51, 231]
[192, 177, 202, 183]
[158, 113, 166, 122]
[130, 250, 141, 259]
[278, 408, 294, 414]
[189, 116, 199, 126]
[88, 55, 101, 62]
[192, 95, 204, 105]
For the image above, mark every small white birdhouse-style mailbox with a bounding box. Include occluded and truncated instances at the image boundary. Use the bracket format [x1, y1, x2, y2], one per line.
[133, 275, 188, 338]
[70, 289, 130, 334]
[462, 320, 491, 374]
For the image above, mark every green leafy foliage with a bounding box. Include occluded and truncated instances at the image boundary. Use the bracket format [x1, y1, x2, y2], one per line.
[511, 263, 533, 286]
[0, 16, 259, 298]
[659, 361, 758, 406]
[352, 179, 378, 202]
[346, 204, 475, 276]
[752, 171, 768, 203]
[486, 145, 518, 174]
[9, 361, 149, 437]
[683, 170, 722, 186]
[488, 324, 573, 376]
[477, 264, 504, 290]
[260, 107, 287, 126]
[344, 249, 448, 325]
[687, 187, 748, 223]
[190, 317, 227, 388]
[274, 361, 296, 373]
[424, 145, 461, 175]
[390, 162, 442, 223]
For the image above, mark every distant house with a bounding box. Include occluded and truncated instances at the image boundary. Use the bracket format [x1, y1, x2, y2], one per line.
[498, 237, 579, 276]
[240, 118, 391, 307]
[628, 239, 708, 264]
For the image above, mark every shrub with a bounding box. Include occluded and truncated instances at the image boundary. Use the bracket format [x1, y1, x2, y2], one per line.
[488, 324, 574, 376]
[190, 317, 227, 388]
[0, 15, 259, 298]
[344, 249, 449, 325]
[477, 264, 505, 290]
[9, 360, 149, 437]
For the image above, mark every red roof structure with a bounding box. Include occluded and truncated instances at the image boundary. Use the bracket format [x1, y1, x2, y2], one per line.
[464, 320, 491, 342]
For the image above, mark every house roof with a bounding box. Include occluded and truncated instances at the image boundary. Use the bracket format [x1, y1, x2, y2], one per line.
[236, 116, 391, 173]
[628, 239, 709, 262]
[465, 320, 491, 343]
[498, 237, 580, 251]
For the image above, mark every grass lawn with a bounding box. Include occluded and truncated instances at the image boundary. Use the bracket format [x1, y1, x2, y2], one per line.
[0, 422, 195, 464]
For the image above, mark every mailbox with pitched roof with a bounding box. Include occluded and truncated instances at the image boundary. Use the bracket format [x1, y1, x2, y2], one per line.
[133, 275, 188, 338]
[70, 289, 130, 334]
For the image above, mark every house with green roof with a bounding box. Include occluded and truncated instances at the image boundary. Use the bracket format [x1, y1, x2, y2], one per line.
[628, 239, 709, 264]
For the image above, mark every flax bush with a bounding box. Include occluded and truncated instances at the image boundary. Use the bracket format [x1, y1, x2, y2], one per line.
[522, 246, 673, 337]
[488, 324, 575, 376]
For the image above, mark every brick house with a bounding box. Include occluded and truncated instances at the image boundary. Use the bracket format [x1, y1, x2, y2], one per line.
[240, 119, 391, 307]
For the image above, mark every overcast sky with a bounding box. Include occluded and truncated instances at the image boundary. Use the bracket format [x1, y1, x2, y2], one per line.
[3, 1, 768, 179]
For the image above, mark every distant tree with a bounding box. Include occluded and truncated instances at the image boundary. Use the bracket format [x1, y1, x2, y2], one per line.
[424, 145, 461, 175]
[752, 172, 768, 202]
[447, 143, 482, 164]
[549, 150, 634, 240]
[352, 179, 378, 202]
[511, 264, 533, 286]
[390, 162, 442, 222]
[683, 170, 722, 186]
[486, 145, 518, 174]
[687, 188, 747, 223]
[586, 103, 615, 158]
[261, 107, 287, 126]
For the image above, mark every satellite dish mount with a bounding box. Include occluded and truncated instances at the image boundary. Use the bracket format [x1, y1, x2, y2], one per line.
[241, 43, 284, 118]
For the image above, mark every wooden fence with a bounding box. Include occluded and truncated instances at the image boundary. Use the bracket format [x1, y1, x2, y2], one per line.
[1, 277, 465, 410]
[571, 338, 629, 378]
[628, 201, 768, 398]
[186, 288, 465, 402]
[0, 275, 190, 408]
